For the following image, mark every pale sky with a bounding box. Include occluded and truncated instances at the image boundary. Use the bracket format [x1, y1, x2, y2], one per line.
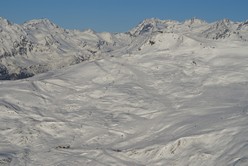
[1, 0, 247, 32]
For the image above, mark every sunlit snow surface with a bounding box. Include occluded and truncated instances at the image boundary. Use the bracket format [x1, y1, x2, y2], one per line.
[1, 18, 248, 165]
[1, 43, 248, 166]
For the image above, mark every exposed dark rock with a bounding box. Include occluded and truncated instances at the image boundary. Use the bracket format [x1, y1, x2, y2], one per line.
[0, 64, 9, 80]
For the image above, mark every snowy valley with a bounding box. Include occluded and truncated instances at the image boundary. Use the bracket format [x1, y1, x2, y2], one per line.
[0, 17, 248, 165]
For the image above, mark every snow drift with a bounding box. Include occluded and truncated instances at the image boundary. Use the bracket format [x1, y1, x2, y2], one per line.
[0, 17, 248, 165]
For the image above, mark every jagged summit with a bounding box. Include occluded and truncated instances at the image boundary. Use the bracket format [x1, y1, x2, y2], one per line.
[0, 17, 12, 25]
[129, 18, 180, 36]
[237, 20, 248, 30]
[200, 19, 246, 40]
[213, 19, 234, 29]
[129, 18, 244, 36]
[83, 28, 96, 34]
[23, 18, 60, 30]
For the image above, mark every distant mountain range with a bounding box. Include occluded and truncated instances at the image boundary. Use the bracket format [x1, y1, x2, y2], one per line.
[0, 17, 247, 80]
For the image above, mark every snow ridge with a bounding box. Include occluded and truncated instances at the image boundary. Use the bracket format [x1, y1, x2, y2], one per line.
[0, 17, 247, 80]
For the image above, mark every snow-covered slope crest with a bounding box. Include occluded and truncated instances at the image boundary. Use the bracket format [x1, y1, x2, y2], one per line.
[0, 37, 248, 165]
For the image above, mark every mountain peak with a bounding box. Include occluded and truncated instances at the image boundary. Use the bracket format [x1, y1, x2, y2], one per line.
[129, 18, 178, 36]
[23, 18, 59, 30]
[23, 18, 53, 24]
[83, 28, 96, 34]
[0, 17, 12, 26]
[142, 18, 162, 24]
[221, 18, 231, 23]
[237, 20, 248, 30]
[215, 18, 234, 27]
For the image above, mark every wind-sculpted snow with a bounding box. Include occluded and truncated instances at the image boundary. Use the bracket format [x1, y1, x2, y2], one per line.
[0, 17, 248, 165]
[0, 38, 248, 165]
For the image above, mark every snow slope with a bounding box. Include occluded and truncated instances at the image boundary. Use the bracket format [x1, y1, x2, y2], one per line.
[0, 17, 248, 165]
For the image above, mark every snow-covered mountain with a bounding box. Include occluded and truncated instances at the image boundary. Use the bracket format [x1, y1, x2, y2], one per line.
[0, 17, 248, 80]
[0, 17, 131, 79]
[0, 17, 248, 165]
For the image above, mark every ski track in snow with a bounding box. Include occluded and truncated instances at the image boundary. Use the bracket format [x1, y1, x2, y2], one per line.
[1, 44, 248, 165]
[0, 17, 248, 165]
